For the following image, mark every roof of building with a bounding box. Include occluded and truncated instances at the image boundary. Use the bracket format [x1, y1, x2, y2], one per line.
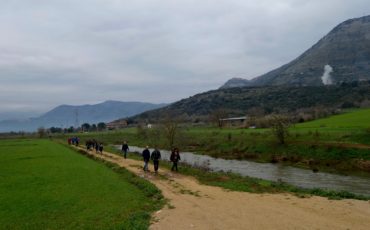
[219, 116, 247, 121]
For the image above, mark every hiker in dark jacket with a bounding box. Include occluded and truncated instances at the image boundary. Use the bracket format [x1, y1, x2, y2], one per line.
[121, 141, 129, 159]
[86, 139, 93, 150]
[95, 141, 99, 153]
[151, 148, 161, 173]
[142, 146, 150, 171]
[170, 148, 181, 171]
[99, 143, 104, 153]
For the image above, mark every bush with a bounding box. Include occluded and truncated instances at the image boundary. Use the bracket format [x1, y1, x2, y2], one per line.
[269, 115, 291, 145]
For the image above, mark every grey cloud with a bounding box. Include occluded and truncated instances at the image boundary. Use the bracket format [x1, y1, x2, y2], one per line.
[0, 0, 370, 116]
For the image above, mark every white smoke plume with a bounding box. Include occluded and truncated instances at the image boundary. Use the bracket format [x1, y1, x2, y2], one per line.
[321, 64, 333, 85]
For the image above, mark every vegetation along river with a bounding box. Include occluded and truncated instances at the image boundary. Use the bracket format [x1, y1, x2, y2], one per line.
[117, 146, 370, 196]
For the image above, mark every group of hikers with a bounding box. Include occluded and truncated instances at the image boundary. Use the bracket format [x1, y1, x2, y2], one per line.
[70, 137, 180, 173]
[67, 136, 80, 146]
[121, 141, 181, 173]
[85, 139, 104, 153]
[141, 146, 181, 173]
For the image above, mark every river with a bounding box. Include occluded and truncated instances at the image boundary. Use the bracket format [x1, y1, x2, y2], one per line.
[116, 145, 370, 196]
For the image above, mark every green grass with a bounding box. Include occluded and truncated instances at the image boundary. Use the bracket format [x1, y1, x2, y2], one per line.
[0, 139, 163, 230]
[293, 108, 370, 131]
[51, 109, 370, 174]
[184, 168, 370, 200]
[106, 146, 370, 201]
[56, 128, 370, 174]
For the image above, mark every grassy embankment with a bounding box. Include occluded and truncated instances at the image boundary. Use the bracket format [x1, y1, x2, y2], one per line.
[105, 146, 369, 201]
[0, 139, 163, 229]
[61, 109, 370, 175]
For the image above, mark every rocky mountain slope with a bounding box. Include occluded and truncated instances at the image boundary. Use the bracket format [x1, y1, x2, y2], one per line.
[221, 15, 370, 88]
[130, 82, 370, 122]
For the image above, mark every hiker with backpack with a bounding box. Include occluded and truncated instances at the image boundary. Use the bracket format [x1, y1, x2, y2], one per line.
[170, 148, 181, 171]
[121, 141, 129, 159]
[142, 146, 150, 172]
[99, 143, 104, 153]
[95, 141, 99, 153]
[151, 147, 161, 173]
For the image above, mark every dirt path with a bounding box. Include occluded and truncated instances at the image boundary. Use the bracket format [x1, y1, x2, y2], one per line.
[82, 148, 370, 230]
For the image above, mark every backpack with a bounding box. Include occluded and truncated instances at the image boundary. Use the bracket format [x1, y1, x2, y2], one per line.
[151, 150, 161, 161]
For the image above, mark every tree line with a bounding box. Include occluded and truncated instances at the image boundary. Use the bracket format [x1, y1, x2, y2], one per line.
[38, 122, 107, 136]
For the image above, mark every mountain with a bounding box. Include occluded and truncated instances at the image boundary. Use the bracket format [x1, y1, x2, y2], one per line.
[130, 82, 370, 122]
[0, 100, 166, 132]
[220, 78, 251, 89]
[221, 15, 370, 88]
[0, 111, 41, 121]
[124, 15, 370, 123]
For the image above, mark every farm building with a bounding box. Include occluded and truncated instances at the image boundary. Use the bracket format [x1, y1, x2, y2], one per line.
[219, 116, 247, 127]
[106, 120, 128, 130]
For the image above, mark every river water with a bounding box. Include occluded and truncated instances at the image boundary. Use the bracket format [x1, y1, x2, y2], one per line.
[117, 145, 370, 196]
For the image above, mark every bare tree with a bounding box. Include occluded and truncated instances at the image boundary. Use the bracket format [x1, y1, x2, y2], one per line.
[136, 124, 148, 139]
[246, 107, 265, 128]
[147, 126, 162, 147]
[209, 109, 228, 128]
[269, 115, 291, 145]
[37, 127, 46, 138]
[161, 115, 181, 148]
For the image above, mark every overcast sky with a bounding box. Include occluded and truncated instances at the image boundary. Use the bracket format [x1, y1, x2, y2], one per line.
[0, 0, 369, 119]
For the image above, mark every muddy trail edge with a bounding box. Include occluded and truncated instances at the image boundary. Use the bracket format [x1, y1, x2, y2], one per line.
[78, 147, 370, 230]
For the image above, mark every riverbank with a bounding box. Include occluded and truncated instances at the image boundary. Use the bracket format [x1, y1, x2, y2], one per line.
[107, 145, 370, 200]
[77, 146, 370, 230]
[60, 121, 370, 176]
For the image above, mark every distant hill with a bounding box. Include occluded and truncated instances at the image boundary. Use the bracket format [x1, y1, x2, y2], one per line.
[0, 111, 41, 121]
[220, 78, 251, 89]
[0, 100, 166, 132]
[130, 82, 370, 122]
[221, 15, 370, 89]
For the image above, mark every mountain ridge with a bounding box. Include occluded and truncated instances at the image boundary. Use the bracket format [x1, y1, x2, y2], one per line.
[129, 81, 370, 123]
[221, 15, 370, 89]
[0, 100, 167, 132]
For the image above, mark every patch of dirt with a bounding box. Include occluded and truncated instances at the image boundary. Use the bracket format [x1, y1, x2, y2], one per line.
[79, 148, 370, 230]
[356, 160, 370, 172]
[217, 175, 230, 182]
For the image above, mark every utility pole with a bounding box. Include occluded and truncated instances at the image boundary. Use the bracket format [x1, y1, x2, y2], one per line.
[74, 108, 79, 129]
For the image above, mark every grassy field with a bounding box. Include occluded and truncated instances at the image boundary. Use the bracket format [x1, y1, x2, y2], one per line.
[53, 109, 370, 175]
[0, 139, 163, 229]
[293, 108, 370, 131]
[291, 109, 370, 145]
[66, 109, 370, 144]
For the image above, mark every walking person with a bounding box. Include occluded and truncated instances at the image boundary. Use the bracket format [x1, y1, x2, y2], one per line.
[92, 139, 97, 151]
[151, 147, 161, 173]
[121, 141, 129, 159]
[95, 141, 99, 153]
[71, 137, 76, 145]
[170, 148, 181, 171]
[75, 137, 79, 146]
[142, 146, 150, 172]
[99, 143, 104, 154]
